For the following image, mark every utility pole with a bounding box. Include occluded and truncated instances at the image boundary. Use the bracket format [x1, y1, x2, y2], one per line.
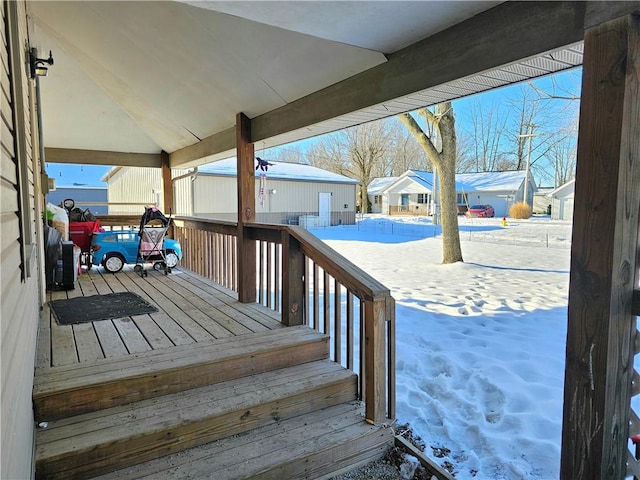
[518, 124, 536, 206]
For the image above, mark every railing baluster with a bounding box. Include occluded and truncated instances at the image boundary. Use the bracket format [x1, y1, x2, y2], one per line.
[324, 270, 330, 335]
[313, 262, 320, 331]
[347, 290, 354, 371]
[266, 241, 273, 308]
[359, 302, 365, 402]
[304, 257, 311, 327]
[258, 240, 264, 305]
[233, 235, 238, 292]
[275, 243, 281, 313]
[334, 280, 341, 365]
[387, 296, 396, 420]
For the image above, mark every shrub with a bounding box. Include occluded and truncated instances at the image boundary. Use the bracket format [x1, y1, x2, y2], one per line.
[509, 201, 532, 219]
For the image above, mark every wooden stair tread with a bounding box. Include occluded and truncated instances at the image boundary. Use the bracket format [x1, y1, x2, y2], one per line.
[35, 360, 358, 479]
[91, 402, 395, 480]
[34, 326, 329, 421]
[35, 325, 322, 390]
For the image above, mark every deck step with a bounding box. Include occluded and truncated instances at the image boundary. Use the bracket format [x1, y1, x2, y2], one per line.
[91, 402, 395, 480]
[35, 360, 358, 480]
[34, 325, 329, 421]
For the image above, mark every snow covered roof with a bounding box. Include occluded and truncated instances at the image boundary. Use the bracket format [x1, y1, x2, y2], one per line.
[405, 171, 434, 190]
[198, 159, 358, 184]
[549, 178, 575, 197]
[367, 177, 398, 194]
[457, 170, 527, 192]
[377, 169, 527, 194]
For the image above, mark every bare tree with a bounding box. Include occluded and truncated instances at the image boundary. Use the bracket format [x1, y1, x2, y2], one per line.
[398, 102, 463, 264]
[505, 82, 580, 186]
[388, 119, 432, 175]
[464, 98, 512, 171]
[269, 144, 307, 164]
[307, 122, 392, 212]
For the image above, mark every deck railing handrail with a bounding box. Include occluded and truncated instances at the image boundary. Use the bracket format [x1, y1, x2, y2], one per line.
[168, 216, 395, 423]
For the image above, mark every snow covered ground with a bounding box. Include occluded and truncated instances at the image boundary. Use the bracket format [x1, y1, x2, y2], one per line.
[310, 215, 572, 480]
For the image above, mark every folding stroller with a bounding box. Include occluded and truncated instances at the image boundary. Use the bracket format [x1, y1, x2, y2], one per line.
[135, 206, 172, 277]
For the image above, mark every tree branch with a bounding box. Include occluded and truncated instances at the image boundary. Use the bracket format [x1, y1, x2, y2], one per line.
[397, 113, 441, 170]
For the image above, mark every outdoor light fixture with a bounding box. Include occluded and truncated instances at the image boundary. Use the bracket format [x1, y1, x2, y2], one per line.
[268, 189, 277, 195]
[30, 48, 54, 78]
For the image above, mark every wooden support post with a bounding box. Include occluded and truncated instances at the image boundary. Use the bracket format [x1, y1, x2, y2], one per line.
[161, 151, 173, 215]
[236, 113, 256, 303]
[281, 229, 304, 326]
[364, 297, 387, 423]
[561, 13, 640, 479]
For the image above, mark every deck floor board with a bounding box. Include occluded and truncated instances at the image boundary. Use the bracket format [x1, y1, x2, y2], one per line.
[39, 265, 284, 370]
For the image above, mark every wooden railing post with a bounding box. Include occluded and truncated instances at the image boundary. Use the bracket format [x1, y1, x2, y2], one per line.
[236, 112, 256, 303]
[561, 13, 640, 479]
[281, 229, 304, 326]
[364, 297, 387, 423]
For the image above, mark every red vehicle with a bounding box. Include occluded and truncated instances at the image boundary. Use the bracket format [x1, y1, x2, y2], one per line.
[465, 204, 495, 218]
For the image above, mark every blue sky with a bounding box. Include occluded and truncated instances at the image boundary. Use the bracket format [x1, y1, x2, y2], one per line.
[46, 163, 112, 187]
[46, 68, 582, 187]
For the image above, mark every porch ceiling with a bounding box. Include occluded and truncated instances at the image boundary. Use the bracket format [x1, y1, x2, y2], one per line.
[27, 1, 587, 169]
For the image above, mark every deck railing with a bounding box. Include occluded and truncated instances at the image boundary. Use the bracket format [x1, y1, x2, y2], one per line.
[171, 217, 395, 424]
[92, 215, 395, 423]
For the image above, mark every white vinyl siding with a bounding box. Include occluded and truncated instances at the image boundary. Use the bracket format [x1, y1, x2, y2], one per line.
[107, 167, 163, 215]
[105, 167, 188, 215]
[190, 174, 356, 225]
[1, 1, 43, 478]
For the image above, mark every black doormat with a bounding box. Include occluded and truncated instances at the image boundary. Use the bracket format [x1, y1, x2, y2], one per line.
[49, 292, 158, 325]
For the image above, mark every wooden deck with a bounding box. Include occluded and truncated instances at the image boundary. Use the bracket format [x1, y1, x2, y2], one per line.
[34, 265, 394, 479]
[37, 265, 284, 369]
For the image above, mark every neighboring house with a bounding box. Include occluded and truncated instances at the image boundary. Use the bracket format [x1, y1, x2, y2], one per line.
[458, 170, 536, 217]
[549, 179, 575, 221]
[102, 166, 188, 215]
[46, 186, 108, 215]
[533, 187, 555, 215]
[367, 177, 397, 214]
[369, 170, 536, 218]
[173, 159, 358, 227]
[379, 171, 435, 216]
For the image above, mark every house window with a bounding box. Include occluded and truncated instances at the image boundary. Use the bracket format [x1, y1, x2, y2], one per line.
[417, 194, 428, 204]
[457, 193, 468, 205]
[373, 195, 382, 204]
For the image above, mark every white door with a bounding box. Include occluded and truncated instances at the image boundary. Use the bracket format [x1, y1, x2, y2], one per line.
[319, 193, 331, 227]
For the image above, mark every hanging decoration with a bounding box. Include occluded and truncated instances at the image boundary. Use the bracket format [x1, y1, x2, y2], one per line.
[256, 157, 274, 171]
[259, 172, 266, 207]
[256, 157, 274, 207]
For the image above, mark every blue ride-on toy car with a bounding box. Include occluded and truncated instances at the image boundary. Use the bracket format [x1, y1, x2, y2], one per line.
[91, 230, 182, 273]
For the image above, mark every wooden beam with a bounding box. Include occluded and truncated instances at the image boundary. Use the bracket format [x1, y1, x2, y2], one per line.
[236, 113, 256, 303]
[169, 127, 235, 169]
[585, 1, 640, 29]
[560, 13, 640, 479]
[250, 1, 587, 143]
[160, 151, 173, 215]
[44, 148, 162, 168]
